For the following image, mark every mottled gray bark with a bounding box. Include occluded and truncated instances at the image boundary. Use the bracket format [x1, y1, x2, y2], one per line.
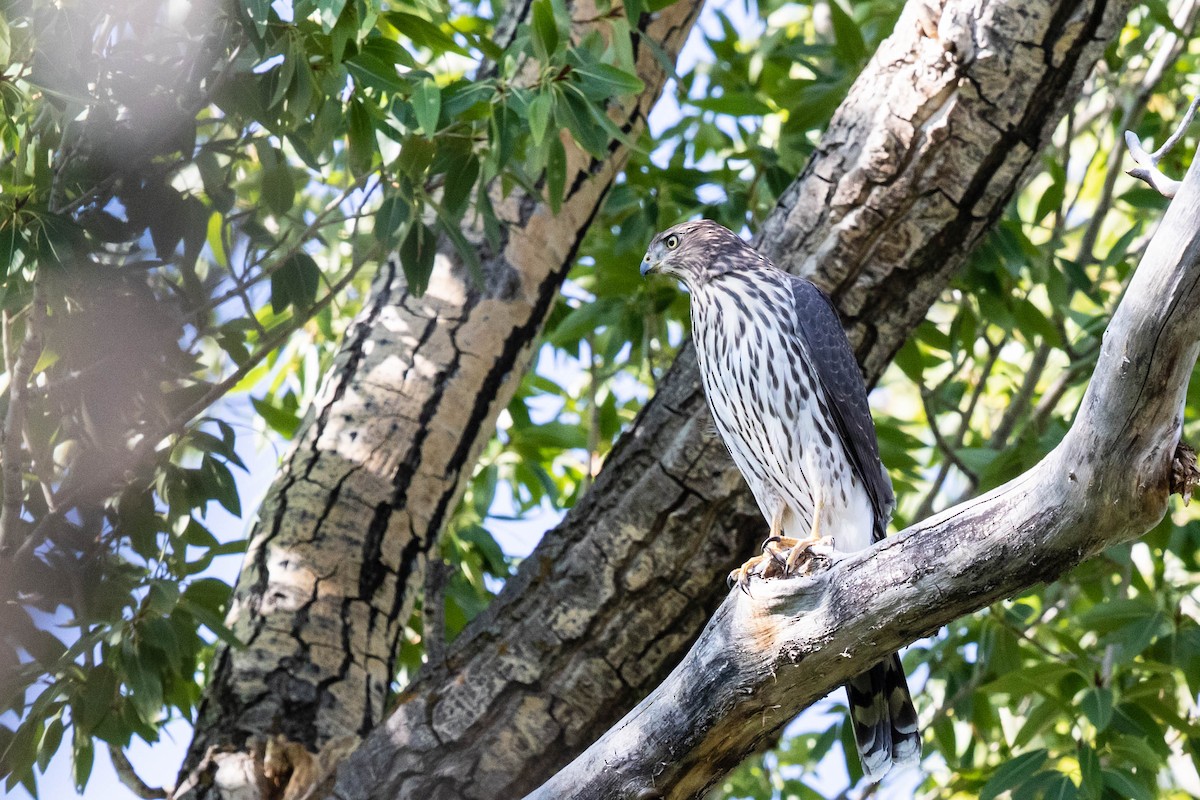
[173, 2, 703, 798]
[328, 0, 1133, 798]
[529, 149, 1200, 799]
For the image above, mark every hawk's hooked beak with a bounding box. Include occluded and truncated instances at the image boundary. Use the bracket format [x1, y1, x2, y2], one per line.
[640, 254, 658, 277]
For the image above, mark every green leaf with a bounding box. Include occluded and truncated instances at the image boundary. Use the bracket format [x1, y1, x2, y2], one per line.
[1080, 686, 1113, 731]
[458, 525, 508, 575]
[1012, 298, 1061, 346]
[251, 395, 302, 439]
[980, 749, 1048, 800]
[556, 87, 609, 157]
[827, 0, 866, 62]
[243, 0, 271, 37]
[1036, 774, 1080, 800]
[1079, 598, 1157, 632]
[177, 597, 242, 648]
[71, 732, 93, 792]
[347, 98, 375, 176]
[360, 37, 417, 69]
[529, 91, 553, 147]
[411, 78, 441, 135]
[73, 665, 117, 733]
[691, 93, 772, 117]
[1035, 158, 1066, 223]
[203, 456, 242, 517]
[573, 62, 645, 98]
[317, 0, 348, 30]
[400, 222, 437, 295]
[35, 717, 61, 772]
[385, 12, 467, 55]
[532, 0, 559, 60]
[518, 421, 588, 449]
[375, 196, 410, 248]
[146, 581, 180, 615]
[0, 14, 10, 66]
[345, 53, 409, 93]
[1077, 743, 1102, 800]
[261, 164, 295, 216]
[1102, 769, 1153, 800]
[123, 645, 164, 724]
[442, 153, 479, 217]
[271, 252, 321, 313]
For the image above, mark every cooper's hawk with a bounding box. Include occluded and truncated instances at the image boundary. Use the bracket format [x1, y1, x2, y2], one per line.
[640, 219, 920, 781]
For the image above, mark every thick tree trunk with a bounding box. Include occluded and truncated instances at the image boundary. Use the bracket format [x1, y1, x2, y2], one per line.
[172, 3, 703, 798]
[529, 151, 1200, 799]
[327, 0, 1133, 798]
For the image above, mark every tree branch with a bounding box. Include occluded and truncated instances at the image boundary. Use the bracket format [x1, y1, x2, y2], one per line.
[529, 147, 1200, 800]
[1125, 95, 1200, 198]
[108, 745, 168, 800]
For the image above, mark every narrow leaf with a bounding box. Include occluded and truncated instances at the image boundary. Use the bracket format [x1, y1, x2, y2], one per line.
[411, 78, 441, 135]
[532, 0, 559, 60]
[400, 222, 437, 294]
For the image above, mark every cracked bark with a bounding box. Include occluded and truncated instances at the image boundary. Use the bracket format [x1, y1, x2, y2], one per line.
[172, 1, 703, 798]
[530, 147, 1200, 799]
[325, 0, 1134, 798]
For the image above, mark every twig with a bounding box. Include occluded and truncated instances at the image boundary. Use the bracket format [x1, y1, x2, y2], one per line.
[1023, 345, 1098, 437]
[107, 745, 167, 799]
[988, 341, 1051, 450]
[914, 338, 1001, 520]
[989, 603, 1066, 664]
[0, 280, 47, 558]
[921, 392, 978, 483]
[1125, 95, 1200, 198]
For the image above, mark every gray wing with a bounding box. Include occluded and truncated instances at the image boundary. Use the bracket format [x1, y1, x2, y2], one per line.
[790, 277, 895, 541]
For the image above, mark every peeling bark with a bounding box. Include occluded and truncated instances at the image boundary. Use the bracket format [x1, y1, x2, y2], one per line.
[326, 0, 1134, 797]
[528, 150, 1200, 798]
[173, 2, 703, 798]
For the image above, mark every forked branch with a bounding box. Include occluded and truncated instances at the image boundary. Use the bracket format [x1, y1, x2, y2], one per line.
[1125, 95, 1200, 197]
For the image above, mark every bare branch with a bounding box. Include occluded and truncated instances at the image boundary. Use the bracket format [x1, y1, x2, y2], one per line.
[108, 745, 168, 800]
[527, 146, 1200, 800]
[1125, 95, 1200, 197]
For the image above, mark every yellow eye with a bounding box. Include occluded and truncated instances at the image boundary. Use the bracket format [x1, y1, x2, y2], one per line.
[665, 234, 679, 249]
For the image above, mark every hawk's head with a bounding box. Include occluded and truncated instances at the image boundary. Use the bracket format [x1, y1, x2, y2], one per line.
[641, 220, 764, 287]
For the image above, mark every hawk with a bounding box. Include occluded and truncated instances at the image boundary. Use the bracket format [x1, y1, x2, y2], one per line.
[640, 219, 920, 781]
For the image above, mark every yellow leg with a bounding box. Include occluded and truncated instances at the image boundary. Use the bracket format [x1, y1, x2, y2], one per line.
[783, 499, 824, 574]
[728, 506, 788, 593]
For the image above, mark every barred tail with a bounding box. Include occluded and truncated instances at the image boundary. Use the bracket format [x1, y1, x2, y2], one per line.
[845, 652, 920, 782]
